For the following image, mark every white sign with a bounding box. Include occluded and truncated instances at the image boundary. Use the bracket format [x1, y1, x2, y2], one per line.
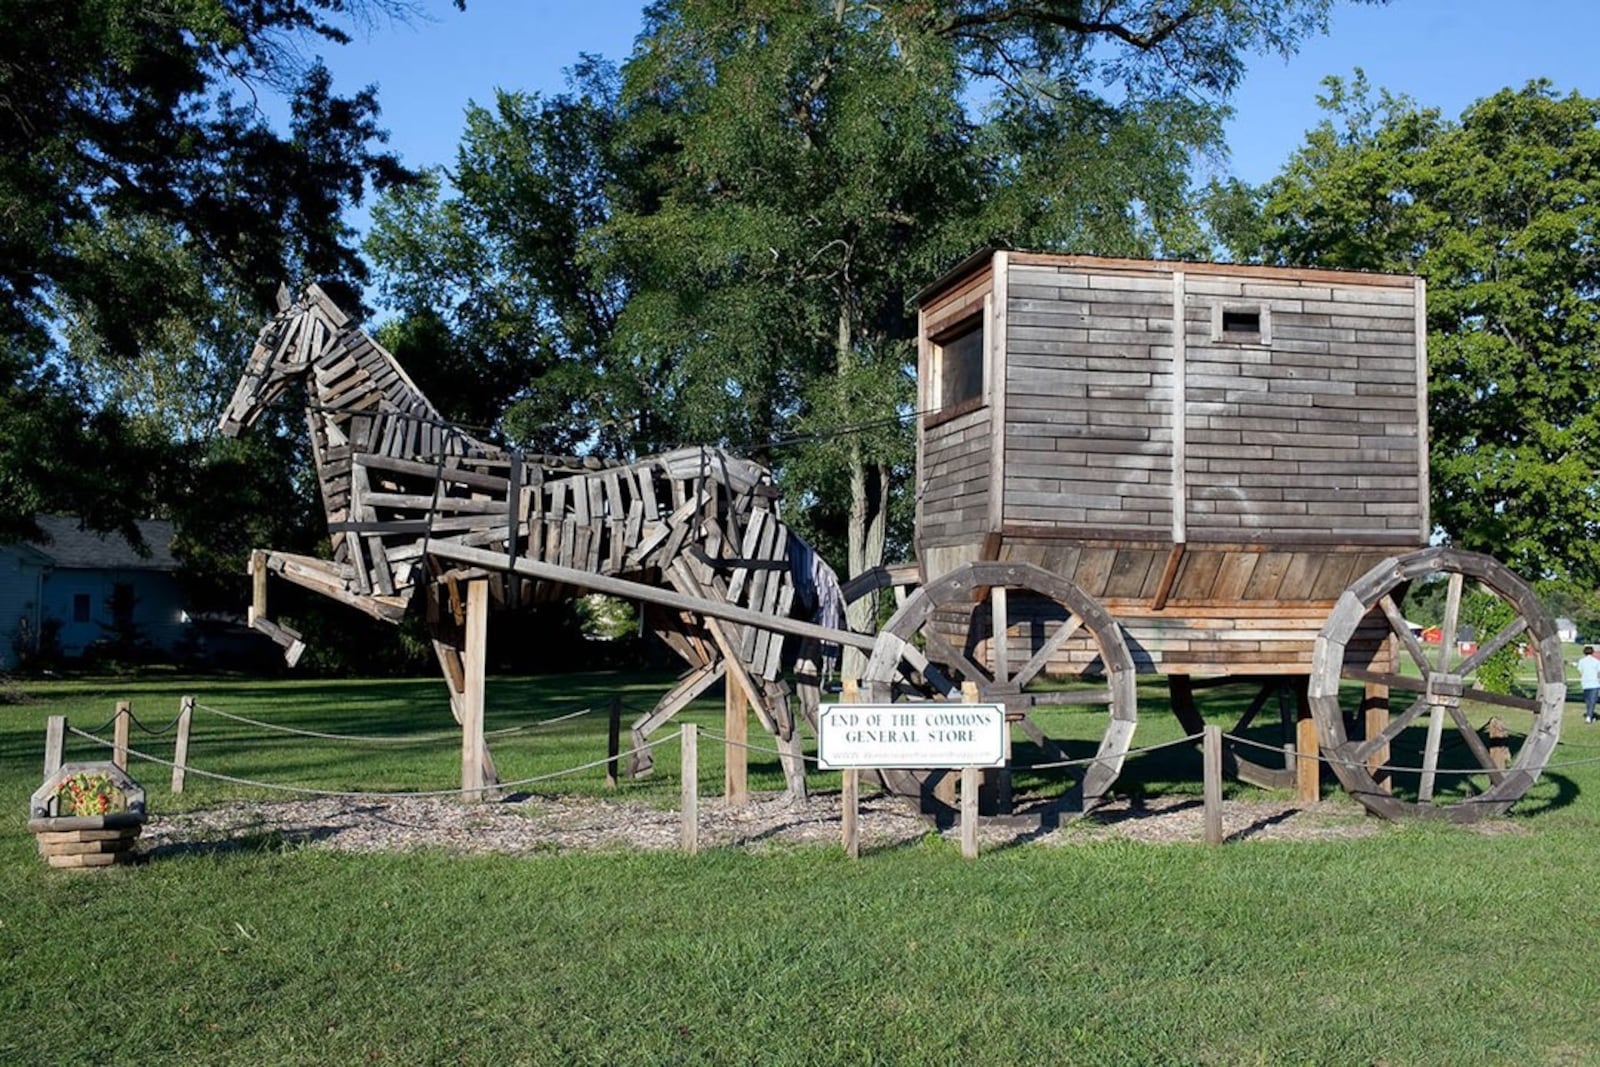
[816, 703, 1007, 770]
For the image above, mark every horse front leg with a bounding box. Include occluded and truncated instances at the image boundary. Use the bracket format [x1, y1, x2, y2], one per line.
[246, 549, 306, 666]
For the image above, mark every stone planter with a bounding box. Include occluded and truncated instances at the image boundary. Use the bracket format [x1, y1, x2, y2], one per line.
[28, 762, 147, 869]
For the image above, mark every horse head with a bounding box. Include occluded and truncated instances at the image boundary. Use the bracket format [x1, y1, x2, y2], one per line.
[218, 283, 350, 436]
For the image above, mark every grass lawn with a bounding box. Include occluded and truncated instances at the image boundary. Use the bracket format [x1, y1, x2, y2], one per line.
[5, 666, 1600, 1064]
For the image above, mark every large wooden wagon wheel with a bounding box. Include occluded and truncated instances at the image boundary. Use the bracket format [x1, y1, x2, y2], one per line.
[862, 561, 1137, 810]
[1310, 547, 1565, 822]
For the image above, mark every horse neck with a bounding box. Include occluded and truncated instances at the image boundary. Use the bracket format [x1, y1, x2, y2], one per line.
[300, 321, 504, 465]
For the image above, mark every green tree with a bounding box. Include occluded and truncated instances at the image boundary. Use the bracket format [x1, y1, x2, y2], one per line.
[373, 1, 1366, 595]
[1217, 75, 1600, 588]
[1, 0, 450, 546]
[602, 0, 1361, 646]
[367, 59, 633, 453]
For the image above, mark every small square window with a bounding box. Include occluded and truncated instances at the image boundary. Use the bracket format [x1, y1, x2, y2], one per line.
[1222, 309, 1260, 335]
[1212, 303, 1271, 345]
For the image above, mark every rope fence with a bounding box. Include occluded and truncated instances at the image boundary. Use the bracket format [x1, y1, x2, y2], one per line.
[35, 691, 1600, 860]
[62, 724, 684, 800]
[192, 700, 600, 745]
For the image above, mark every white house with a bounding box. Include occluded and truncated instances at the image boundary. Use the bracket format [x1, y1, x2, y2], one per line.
[1, 516, 189, 669]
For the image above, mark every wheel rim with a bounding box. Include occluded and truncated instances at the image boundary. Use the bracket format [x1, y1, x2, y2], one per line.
[862, 561, 1137, 809]
[1309, 547, 1565, 822]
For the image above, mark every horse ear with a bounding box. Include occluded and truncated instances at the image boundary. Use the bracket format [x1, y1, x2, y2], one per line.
[276, 284, 292, 313]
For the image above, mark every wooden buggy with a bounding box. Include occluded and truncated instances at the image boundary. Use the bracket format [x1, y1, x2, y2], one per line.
[224, 258, 1564, 824]
[856, 251, 1566, 823]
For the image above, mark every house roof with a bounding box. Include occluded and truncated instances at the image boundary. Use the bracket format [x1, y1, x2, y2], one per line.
[28, 515, 178, 571]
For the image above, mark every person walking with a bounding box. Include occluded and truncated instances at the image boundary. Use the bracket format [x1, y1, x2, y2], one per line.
[1580, 646, 1600, 723]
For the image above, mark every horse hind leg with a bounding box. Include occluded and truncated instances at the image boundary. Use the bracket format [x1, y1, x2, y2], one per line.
[628, 661, 724, 778]
[757, 680, 808, 805]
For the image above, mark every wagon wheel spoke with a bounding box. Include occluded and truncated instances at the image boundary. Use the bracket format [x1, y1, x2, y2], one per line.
[1010, 615, 1086, 690]
[923, 625, 992, 688]
[1456, 617, 1529, 678]
[1437, 571, 1465, 674]
[1021, 687, 1113, 708]
[1353, 695, 1429, 763]
[990, 586, 1010, 686]
[1418, 703, 1447, 803]
[898, 642, 958, 696]
[1457, 687, 1539, 713]
[1340, 665, 1427, 696]
[1446, 704, 1508, 782]
[1378, 594, 1433, 676]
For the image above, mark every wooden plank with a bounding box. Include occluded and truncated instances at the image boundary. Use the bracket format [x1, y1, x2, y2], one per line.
[1415, 276, 1430, 541]
[1295, 715, 1319, 803]
[429, 541, 877, 651]
[1203, 724, 1223, 845]
[680, 723, 699, 855]
[960, 765, 981, 860]
[113, 700, 130, 771]
[1171, 270, 1188, 543]
[724, 670, 748, 805]
[988, 255, 1008, 536]
[170, 695, 194, 794]
[461, 578, 489, 802]
[43, 715, 64, 779]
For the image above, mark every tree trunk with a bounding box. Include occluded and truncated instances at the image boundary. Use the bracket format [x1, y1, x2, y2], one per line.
[839, 306, 891, 681]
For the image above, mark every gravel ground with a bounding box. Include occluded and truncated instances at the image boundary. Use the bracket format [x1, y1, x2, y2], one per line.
[138, 788, 1416, 859]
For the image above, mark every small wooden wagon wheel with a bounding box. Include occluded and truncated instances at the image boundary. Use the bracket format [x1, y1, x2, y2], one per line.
[1309, 547, 1565, 822]
[862, 561, 1137, 809]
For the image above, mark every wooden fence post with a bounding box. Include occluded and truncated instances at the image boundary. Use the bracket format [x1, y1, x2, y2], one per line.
[43, 715, 65, 780]
[1365, 691, 1391, 793]
[680, 723, 699, 855]
[841, 678, 860, 860]
[1488, 717, 1509, 771]
[1295, 714, 1319, 804]
[724, 670, 748, 805]
[113, 700, 131, 772]
[1203, 724, 1223, 845]
[605, 695, 622, 789]
[959, 766, 980, 859]
[461, 578, 488, 802]
[171, 695, 195, 794]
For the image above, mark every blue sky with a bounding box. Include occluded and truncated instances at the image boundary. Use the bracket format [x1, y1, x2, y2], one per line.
[323, 0, 1600, 214]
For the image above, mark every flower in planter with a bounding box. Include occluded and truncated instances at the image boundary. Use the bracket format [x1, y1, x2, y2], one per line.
[54, 772, 125, 817]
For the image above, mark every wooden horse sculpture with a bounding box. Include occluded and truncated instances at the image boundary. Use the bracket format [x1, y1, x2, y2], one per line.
[219, 284, 843, 797]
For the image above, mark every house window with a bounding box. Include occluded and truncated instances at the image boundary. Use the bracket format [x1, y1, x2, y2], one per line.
[933, 316, 986, 412]
[1212, 303, 1271, 345]
[73, 593, 91, 623]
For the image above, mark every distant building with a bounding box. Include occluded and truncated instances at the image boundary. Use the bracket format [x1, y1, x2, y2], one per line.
[0, 516, 190, 669]
[1555, 617, 1579, 643]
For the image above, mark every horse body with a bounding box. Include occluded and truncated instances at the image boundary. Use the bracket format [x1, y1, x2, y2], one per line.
[220, 285, 841, 796]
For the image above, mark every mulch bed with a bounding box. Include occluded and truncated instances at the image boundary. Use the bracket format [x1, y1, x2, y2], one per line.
[137, 788, 1428, 859]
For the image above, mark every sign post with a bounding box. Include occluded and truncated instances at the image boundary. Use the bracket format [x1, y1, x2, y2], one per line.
[817, 702, 1006, 859]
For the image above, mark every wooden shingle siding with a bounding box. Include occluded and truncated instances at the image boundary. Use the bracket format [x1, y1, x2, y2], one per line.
[1000, 263, 1174, 536]
[914, 252, 1428, 676]
[918, 406, 991, 549]
[1184, 276, 1421, 539]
